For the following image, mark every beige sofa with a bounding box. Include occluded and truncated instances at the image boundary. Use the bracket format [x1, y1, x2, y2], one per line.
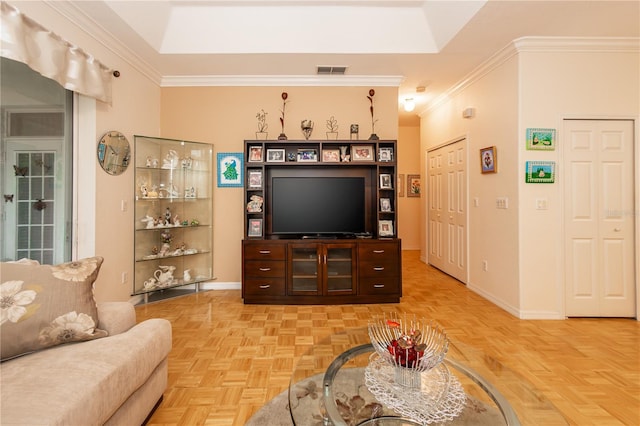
[0, 302, 172, 425]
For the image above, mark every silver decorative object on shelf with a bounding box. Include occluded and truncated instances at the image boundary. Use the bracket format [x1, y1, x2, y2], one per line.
[301, 119, 314, 140]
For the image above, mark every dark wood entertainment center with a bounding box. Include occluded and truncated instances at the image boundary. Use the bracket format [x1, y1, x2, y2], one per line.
[242, 139, 402, 304]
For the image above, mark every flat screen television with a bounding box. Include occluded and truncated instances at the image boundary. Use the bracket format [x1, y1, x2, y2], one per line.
[271, 176, 366, 237]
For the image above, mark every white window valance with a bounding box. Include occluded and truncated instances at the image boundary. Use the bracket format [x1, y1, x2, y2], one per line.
[1, 2, 113, 104]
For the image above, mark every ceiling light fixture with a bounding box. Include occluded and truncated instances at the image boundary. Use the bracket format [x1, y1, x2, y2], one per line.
[403, 98, 416, 112]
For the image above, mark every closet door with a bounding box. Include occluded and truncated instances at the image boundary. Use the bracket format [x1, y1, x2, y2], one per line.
[564, 119, 635, 317]
[427, 139, 467, 283]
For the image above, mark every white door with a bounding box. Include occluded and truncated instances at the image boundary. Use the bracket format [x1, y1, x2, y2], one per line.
[564, 119, 636, 317]
[3, 138, 68, 264]
[427, 139, 467, 283]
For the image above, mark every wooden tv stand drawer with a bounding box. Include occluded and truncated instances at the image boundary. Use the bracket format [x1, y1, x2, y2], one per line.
[242, 239, 401, 304]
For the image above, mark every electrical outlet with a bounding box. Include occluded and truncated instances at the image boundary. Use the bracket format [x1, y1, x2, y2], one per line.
[496, 197, 508, 209]
[121, 272, 127, 284]
[536, 198, 548, 210]
[482, 260, 488, 272]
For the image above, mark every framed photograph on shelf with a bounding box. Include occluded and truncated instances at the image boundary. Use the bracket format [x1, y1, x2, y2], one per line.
[352, 145, 374, 161]
[480, 146, 497, 174]
[380, 173, 393, 189]
[267, 149, 285, 162]
[526, 128, 556, 150]
[380, 198, 392, 212]
[525, 161, 556, 183]
[248, 169, 263, 189]
[378, 220, 394, 237]
[322, 149, 340, 163]
[248, 146, 263, 162]
[248, 218, 263, 237]
[217, 152, 243, 187]
[378, 147, 393, 162]
[407, 174, 421, 197]
[297, 148, 318, 162]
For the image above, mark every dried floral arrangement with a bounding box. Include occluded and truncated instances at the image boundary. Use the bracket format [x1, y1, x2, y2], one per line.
[278, 92, 289, 140]
[367, 89, 379, 139]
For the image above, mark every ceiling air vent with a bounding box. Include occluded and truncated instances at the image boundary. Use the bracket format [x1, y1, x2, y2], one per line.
[317, 66, 348, 75]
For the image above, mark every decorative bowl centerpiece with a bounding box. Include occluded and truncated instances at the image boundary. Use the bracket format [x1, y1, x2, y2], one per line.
[368, 314, 449, 388]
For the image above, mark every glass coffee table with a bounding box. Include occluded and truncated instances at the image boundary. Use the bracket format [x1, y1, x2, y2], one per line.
[289, 328, 567, 425]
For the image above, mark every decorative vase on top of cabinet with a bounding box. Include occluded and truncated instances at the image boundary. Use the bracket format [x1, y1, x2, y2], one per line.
[133, 135, 213, 304]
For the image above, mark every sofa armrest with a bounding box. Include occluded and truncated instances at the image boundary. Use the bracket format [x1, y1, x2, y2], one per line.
[97, 302, 136, 335]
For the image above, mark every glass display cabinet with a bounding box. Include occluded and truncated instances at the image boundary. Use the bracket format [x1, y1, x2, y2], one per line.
[133, 135, 213, 303]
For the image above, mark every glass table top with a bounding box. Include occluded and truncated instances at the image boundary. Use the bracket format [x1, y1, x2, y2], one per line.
[289, 327, 567, 426]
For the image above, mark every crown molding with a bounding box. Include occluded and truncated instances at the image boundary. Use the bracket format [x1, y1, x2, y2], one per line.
[513, 36, 640, 53]
[421, 36, 640, 115]
[44, 1, 162, 85]
[160, 75, 405, 87]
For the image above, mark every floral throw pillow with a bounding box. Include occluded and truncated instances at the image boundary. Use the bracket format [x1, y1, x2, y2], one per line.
[0, 256, 108, 361]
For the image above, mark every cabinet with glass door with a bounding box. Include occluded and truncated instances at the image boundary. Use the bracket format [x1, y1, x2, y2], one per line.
[133, 136, 213, 303]
[288, 242, 356, 296]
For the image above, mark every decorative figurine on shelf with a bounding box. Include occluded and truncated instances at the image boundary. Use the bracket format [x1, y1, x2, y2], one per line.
[181, 219, 189, 226]
[154, 265, 176, 287]
[140, 183, 149, 198]
[161, 229, 172, 244]
[158, 243, 170, 257]
[173, 215, 181, 226]
[151, 246, 159, 255]
[340, 146, 350, 162]
[145, 156, 159, 168]
[181, 156, 193, 169]
[191, 219, 200, 226]
[164, 208, 172, 226]
[278, 92, 289, 140]
[184, 186, 196, 198]
[247, 195, 263, 213]
[183, 269, 192, 282]
[143, 278, 157, 290]
[141, 215, 155, 229]
[301, 119, 314, 140]
[366, 89, 379, 140]
[145, 185, 158, 198]
[162, 150, 179, 169]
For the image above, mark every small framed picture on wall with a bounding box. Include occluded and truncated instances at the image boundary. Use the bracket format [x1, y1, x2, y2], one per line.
[480, 146, 497, 174]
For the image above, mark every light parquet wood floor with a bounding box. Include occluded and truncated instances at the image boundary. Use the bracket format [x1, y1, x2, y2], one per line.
[136, 251, 640, 425]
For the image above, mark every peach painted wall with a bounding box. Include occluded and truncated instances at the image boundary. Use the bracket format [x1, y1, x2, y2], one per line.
[397, 125, 421, 249]
[160, 86, 399, 284]
[421, 39, 639, 319]
[517, 48, 639, 317]
[420, 55, 521, 314]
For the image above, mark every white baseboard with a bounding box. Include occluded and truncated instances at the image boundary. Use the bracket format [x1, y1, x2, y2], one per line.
[468, 283, 564, 319]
